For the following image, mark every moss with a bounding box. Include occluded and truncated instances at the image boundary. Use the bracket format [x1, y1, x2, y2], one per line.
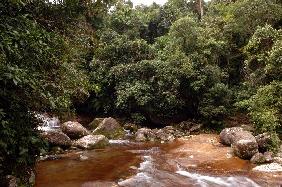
[88, 118, 105, 131]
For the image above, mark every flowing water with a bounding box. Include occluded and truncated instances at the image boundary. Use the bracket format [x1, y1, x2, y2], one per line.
[35, 113, 60, 131]
[35, 134, 282, 187]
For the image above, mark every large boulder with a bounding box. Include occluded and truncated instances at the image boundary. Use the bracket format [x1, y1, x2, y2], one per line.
[61, 121, 90, 139]
[232, 138, 258, 159]
[40, 130, 71, 148]
[73, 135, 109, 149]
[219, 127, 244, 145]
[220, 128, 259, 159]
[135, 128, 156, 142]
[87, 118, 105, 131]
[92, 117, 125, 139]
[255, 133, 272, 152]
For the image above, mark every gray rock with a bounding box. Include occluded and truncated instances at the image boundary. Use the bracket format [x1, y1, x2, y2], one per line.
[232, 138, 258, 159]
[263, 151, 274, 163]
[252, 163, 282, 172]
[73, 135, 109, 149]
[273, 157, 282, 164]
[219, 127, 244, 145]
[255, 133, 271, 152]
[220, 127, 259, 159]
[251, 153, 266, 164]
[88, 118, 105, 130]
[135, 126, 184, 142]
[92, 117, 125, 139]
[135, 128, 156, 142]
[61, 121, 90, 139]
[231, 131, 257, 143]
[155, 126, 184, 142]
[40, 130, 72, 147]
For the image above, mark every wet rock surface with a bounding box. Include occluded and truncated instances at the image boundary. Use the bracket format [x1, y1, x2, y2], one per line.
[61, 121, 90, 139]
[73, 135, 109, 149]
[135, 128, 155, 142]
[252, 163, 282, 172]
[40, 130, 72, 147]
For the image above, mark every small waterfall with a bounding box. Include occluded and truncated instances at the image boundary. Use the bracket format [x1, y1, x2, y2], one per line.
[35, 113, 60, 131]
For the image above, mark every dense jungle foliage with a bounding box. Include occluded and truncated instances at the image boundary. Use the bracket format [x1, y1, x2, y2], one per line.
[0, 0, 282, 184]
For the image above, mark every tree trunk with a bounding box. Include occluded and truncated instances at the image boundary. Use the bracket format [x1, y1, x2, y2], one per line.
[196, 0, 204, 20]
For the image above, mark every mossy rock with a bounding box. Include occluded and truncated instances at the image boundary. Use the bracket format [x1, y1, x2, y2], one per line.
[73, 135, 109, 150]
[88, 118, 105, 131]
[93, 127, 125, 139]
[92, 117, 125, 139]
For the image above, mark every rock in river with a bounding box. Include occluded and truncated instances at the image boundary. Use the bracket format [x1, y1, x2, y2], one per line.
[61, 121, 90, 139]
[232, 138, 258, 159]
[73, 135, 109, 149]
[41, 130, 72, 148]
[220, 128, 258, 159]
[251, 153, 266, 164]
[135, 128, 156, 142]
[88, 118, 105, 131]
[92, 117, 125, 139]
[219, 127, 244, 145]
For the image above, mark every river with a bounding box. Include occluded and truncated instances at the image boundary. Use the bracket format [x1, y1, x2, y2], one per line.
[35, 134, 282, 187]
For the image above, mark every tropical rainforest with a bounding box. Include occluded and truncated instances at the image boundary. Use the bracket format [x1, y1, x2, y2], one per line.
[0, 0, 282, 185]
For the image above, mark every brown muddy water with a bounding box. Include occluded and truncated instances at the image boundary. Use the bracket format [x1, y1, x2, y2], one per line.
[35, 134, 282, 187]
